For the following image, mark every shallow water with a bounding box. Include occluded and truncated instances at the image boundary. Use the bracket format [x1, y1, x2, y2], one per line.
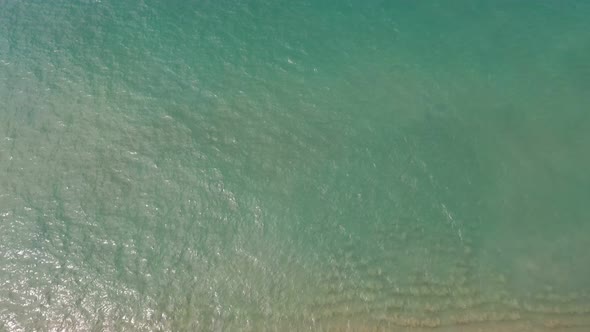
[1, 1, 590, 331]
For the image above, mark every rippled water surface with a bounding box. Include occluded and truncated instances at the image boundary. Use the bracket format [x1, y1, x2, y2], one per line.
[1, 1, 590, 331]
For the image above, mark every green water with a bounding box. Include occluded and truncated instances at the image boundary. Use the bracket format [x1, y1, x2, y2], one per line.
[1, 1, 590, 331]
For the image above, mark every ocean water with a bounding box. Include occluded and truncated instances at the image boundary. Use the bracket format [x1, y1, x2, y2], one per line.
[1, 1, 590, 331]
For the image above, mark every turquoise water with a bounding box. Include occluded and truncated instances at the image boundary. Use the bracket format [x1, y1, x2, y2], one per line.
[1, 1, 590, 331]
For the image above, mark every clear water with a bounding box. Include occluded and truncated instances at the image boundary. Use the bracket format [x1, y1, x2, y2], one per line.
[1, 1, 589, 331]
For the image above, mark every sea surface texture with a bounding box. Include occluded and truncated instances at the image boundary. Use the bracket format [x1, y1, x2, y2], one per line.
[1, 1, 590, 331]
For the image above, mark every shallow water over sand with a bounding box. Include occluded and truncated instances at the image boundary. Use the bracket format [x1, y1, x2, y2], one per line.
[1, 1, 589, 331]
